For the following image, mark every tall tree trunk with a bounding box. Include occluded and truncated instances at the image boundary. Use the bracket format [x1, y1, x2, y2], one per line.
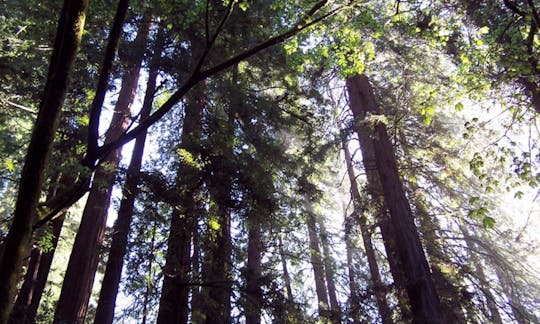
[343, 211, 362, 324]
[318, 218, 341, 322]
[9, 173, 75, 324]
[0, 1, 88, 321]
[156, 81, 205, 324]
[278, 235, 294, 304]
[305, 197, 331, 320]
[53, 12, 137, 324]
[190, 217, 204, 323]
[142, 212, 158, 324]
[245, 210, 263, 324]
[342, 115, 410, 320]
[342, 141, 392, 324]
[346, 74, 443, 323]
[93, 19, 155, 324]
[414, 194, 466, 323]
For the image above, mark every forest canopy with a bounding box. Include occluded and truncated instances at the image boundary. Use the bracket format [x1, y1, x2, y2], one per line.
[0, 0, 539, 323]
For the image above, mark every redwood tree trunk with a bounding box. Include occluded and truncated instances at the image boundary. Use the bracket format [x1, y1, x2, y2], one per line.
[53, 14, 139, 324]
[245, 210, 263, 324]
[342, 141, 392, 324]
[346, 74, 443, 323]
[0, 1, 88, 322]
[93, 19, 155, 324]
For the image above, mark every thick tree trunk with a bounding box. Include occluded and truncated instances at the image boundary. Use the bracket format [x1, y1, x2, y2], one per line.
[54, 15, 137, 324]
[156, 82, 204, 324]
[343, 111, 410, 320]
[93, 19, 154, 324]
[342, 142, 393, 324]
[245, 211, 263, 324]
[347, 74, 443, 323]
[305, 198, 331, 320]
[414, 195, 466, 323]
[0, 1, 88, 322]
[318, 219, 341, 322]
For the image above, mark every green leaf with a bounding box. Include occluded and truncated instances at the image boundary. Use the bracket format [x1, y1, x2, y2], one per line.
[4, 158, 15, 172]
[482, 216, 496, 229]
[469, 196, 480, 205]
[455, 102, 464, 111]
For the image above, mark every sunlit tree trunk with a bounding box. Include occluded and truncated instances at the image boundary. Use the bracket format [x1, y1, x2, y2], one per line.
[342, 141, 392, 324]
[347, 74, 443, 323]
[93, 19, 154, 324]
[0, 1, 88, 321]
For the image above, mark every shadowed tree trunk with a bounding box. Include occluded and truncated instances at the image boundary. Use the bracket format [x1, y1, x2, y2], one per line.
[342, 141, 393, 324]
[346, 74, 443, 323]
[0, 1, 88, 321]
[93, 19, 155, 324]
[414, 193, 466, 323]
[9, 173, 76, 324]
[156, 80, 205, 324]
[245, 209, 263, 324]
[343, 113, 410, 320]
[53, 3, 135, 321]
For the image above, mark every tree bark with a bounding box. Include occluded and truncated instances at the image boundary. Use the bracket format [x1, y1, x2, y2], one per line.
[342, 141, 393, 324]
[53, 8, 136, 322]
[0, 1, 88, 321]
[343, 108, 410, 320]
[245, 210, 263, 324]
[346, 74, 443, 323]
[93, 18, 154, 324]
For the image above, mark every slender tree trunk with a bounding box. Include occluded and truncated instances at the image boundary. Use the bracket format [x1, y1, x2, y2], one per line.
[0, 1, 88, 321]
[157, 81, 205, 324]
[245, 210, 263, 324]
[343, 211, 362, 324]
[54, 13, 137, 324]
[305, 197, 331, 320]
[278, 235, 294, 303]
[318, 218, 342, 322]
[142, 213, 158, 324]
[347, 74, 443, 323]
[190, 216, 204, 323]
[342, 141, 392, 324]
[93, 19, 154, 324]
[9, 173, 67, 324]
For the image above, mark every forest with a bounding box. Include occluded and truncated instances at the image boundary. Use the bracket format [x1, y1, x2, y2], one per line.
[0, 0, 540, 323]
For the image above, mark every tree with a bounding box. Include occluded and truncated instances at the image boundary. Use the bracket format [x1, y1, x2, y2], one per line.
[0, 0, 89, 321]
[347, 74, 444, 323]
